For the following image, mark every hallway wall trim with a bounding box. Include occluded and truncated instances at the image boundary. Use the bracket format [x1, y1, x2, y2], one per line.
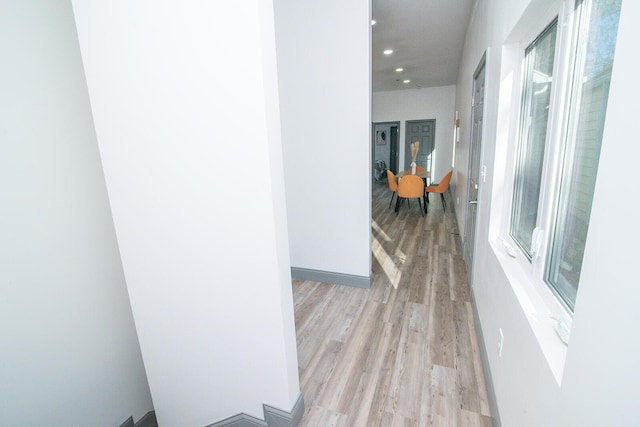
[119, 411, 157, 427]
[207, 393, 304, 427]
[471, 288, 502, 427]
[291, 267, 372, 289]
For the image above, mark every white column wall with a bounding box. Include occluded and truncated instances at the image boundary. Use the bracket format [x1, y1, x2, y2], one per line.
[373, 86, 456, 183]
[274, 0, 372, 278]
[0, 1, 153, 425]
[72, 1, 300, 426]
[454, 0, 640, 425]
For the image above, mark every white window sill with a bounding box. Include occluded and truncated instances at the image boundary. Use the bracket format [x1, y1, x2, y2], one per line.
[490, 238, 568, 385]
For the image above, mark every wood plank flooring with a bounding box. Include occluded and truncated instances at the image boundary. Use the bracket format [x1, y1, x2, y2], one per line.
[293, 180, 494, 426]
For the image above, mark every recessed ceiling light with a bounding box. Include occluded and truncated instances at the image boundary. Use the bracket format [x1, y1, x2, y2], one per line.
[383, 49, 393, 55]
[403, 79, 411, 83]
[396, 68, 404, 72]
[371, 19, 376, 25]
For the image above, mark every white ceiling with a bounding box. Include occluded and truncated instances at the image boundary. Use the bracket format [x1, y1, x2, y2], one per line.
[372, 0, 475, 92]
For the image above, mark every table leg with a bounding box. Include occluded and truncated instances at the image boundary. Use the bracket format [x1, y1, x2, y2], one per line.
[421, 178, 429, 214]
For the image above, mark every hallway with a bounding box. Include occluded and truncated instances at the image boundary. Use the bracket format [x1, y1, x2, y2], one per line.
[293, 181, 494, 426]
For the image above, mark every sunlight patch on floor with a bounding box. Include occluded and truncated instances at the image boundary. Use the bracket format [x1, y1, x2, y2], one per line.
[372, 220, 405, 288]
[372, 220, 393, 243]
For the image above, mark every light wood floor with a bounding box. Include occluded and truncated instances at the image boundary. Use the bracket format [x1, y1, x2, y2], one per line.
[293, 180, 494, 427]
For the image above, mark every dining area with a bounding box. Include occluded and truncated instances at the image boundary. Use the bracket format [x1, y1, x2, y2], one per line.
[387, 168, 430, 215]
[383, 141, 452, 217]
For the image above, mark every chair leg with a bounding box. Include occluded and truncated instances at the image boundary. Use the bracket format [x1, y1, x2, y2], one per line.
[389, 192, 396, 209]
[441, 193, 446, 211]
[418, 198, 424, 217]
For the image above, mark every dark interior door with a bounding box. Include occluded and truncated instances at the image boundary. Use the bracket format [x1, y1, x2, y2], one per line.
[389, 126, 399, 174]
[405, 120, 435, 175]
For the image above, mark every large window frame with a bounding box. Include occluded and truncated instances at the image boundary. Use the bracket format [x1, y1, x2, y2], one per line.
[502, 0, 621, 323]
[544, 0, 621, 312]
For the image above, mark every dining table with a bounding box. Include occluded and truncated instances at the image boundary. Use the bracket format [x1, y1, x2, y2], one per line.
[395, 169, 430, 181]
[394, 169, 431, 214]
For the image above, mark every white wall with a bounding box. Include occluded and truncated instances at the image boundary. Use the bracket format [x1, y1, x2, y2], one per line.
[454, 0, 640, 425]
[274, 0, 372, 279]
[0, 1, 153, 426]
[373, 86, 456, 183]
[72, 1, 300, 426]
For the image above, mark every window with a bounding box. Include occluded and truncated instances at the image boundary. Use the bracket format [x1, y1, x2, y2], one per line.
[511, 21, 558, 259]
[545, 0, 622, 311]
[508, 0, 621, 313]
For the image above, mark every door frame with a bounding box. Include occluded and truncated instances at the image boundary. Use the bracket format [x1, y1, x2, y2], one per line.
[372, 121, 400, 176]
[463, 53, 486, 284]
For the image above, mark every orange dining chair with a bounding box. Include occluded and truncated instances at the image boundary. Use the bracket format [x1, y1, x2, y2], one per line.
[386, 169, 398, 209]
[396, 175, 425, 216]
[425, 170, 453, 211]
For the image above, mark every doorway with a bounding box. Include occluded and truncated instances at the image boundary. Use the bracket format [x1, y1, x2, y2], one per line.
[373, 121, 400, 177]
[404, 120, 435, 176]
[463, 55, 486, 280]
[389, 125, 399, 174]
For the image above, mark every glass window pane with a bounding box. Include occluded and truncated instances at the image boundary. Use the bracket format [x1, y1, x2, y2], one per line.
[511, 21, 558, 259]
[546, 0, 621, 311]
